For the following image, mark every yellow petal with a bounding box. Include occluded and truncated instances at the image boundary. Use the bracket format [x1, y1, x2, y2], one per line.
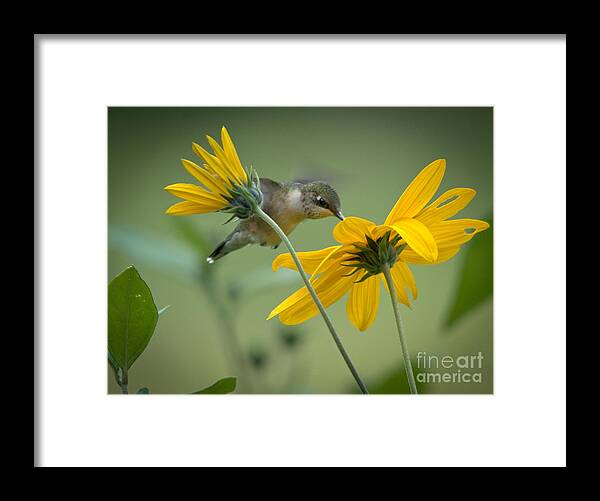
[165, 201, 220, 215]
[164, 183, 227, 207]
[272, 246, 341, 274]
[382, 267, 411, 306]
[401, 218, 489, 264]
[393, 261, 418, 300]
[416, 188, 476, 226]
[192, 142, 235, 187]
[267, 283, 311, 320]
[346, 275, 381, 331]
[370, 224, 402, 242]
[332, 216, 376, 245]
[206, 135, 245, 186]
[191, 144, 216, 176]
[386, 218, 438, 262]
[310, 245, 350, 278]
[428, 219, 490, 247]
[181, 159, 228, 198]
[402, 246, 461, 265]
[384, 159, 446, 224]
[221, 126, 248, 184]
[279, 273, 353, 325]
[268, 262, 353, 324]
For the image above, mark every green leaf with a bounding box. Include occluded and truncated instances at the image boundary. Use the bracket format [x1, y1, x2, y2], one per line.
[444, 218, 493, 330]
[108, 351, 122, 384]
[192, 377, 237, 394]
[136, 387, 150, 394]
[108, 266, 159, 371]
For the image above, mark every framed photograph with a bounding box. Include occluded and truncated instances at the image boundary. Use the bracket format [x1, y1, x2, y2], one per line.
[35, 35, 566, 467]
[108, 106, 493, 396]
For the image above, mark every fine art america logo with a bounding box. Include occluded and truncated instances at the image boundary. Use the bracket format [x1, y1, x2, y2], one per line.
[416, 352, 485, 384]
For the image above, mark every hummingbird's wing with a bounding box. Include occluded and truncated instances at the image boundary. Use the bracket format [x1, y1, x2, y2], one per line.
[258, 177, 281, 212]
[290, 164, 349, 186]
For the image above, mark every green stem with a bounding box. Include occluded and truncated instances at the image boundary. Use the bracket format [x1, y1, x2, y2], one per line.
[382, 264, 418, 395]
[120, 370, 129, 394]
[256, 207, 368, 394]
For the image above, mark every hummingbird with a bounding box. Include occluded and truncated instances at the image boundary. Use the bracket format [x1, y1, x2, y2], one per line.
[207, 178, 344, 262]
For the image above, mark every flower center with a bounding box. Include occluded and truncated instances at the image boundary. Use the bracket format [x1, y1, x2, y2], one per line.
[341, 230, 407, 282]
[221, 169, 263, 219]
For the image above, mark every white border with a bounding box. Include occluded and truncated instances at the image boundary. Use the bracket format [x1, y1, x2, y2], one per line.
[36, 36, 566, 467]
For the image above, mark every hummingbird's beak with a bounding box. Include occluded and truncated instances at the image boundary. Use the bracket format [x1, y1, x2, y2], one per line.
[334, 210, 345, 221]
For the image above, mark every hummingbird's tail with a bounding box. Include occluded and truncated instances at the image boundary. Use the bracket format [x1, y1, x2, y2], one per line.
[206, 239, 231, 264]
[206, 231, 249, 263]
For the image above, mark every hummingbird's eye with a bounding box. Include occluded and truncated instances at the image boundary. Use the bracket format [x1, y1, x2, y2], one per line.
[316, 196, 327, 208]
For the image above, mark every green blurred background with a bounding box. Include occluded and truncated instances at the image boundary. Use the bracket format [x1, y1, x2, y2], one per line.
[108, 107, 493, 394]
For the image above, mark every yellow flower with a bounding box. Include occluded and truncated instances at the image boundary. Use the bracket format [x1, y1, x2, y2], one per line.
[268, 159, 489, 331]
[164, 126, 260, 218]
